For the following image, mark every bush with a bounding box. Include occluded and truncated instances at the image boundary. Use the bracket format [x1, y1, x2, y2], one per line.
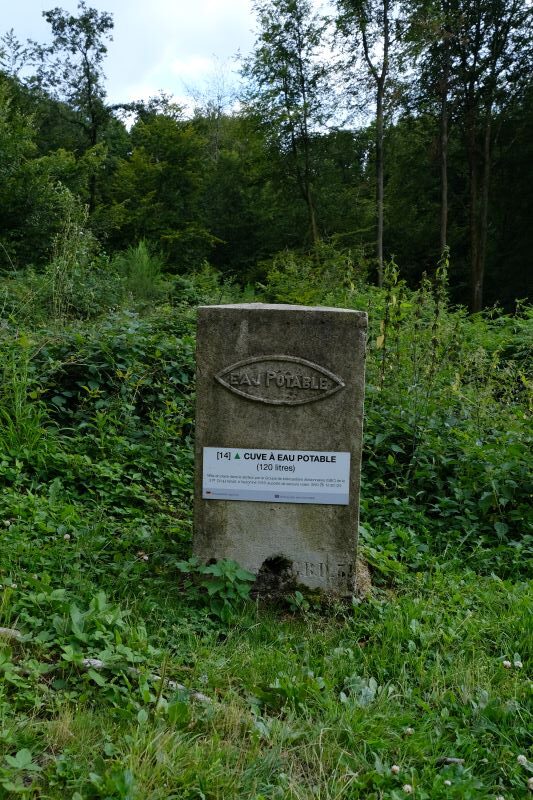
[0, 246, 530, 581]
[112, 240, 168, 303]
[263, 248, 532, 576]
[0, 193, 124, 324]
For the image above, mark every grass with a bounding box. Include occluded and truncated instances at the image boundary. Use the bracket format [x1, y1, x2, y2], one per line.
[0, 254, 531, 798]
[0, 561, 531, 798]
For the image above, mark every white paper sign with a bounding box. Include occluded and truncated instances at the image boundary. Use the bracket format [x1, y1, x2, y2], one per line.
[202, 447, 350, 505]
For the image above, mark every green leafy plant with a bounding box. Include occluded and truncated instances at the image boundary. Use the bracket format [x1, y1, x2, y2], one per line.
[113, 240, 167, 302]
[0, 335, 58, 469]
[176, 558, 256, 622]
[1, 748, 42, 795]
[252, 668, 326, 712]
[89, 766, 136, 800]
[286, 589, 310, 613]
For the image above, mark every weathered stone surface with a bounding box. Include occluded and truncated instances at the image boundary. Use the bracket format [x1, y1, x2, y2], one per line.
[193, 303, 367, 596]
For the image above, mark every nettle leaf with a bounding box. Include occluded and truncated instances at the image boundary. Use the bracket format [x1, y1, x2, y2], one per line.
[200, 563, 223, 576]
[176, 558, 199, 572]
[205, 579, 226, 595]
[61, 644, 83, 664]
[87, 668, 107, 686]
[69, 603, 85, 633]
[235, 567, 256, 582]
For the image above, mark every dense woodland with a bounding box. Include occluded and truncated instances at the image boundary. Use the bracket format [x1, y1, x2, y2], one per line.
[1, 0, 532, 310]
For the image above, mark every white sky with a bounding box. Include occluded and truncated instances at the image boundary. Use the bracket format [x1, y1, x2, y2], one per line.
[3, 0, 258, 108]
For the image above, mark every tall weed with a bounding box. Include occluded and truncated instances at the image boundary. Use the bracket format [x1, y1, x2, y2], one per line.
[262, 242, 369, 307]
[113, 240, 167, 302]
[0, 191, 122, 325]
[46, 187, 113, 321]
[0, 335, 55, 469]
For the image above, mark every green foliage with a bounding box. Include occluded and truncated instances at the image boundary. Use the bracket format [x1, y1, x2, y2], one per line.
[30, 0, 114, 195]
[263, 249, 532, 577]
[0, 335, 55, 466]
[1, 584, 157, 708]
[252, 667, 326, 712]
[0, 78, 83, 270]
[242, 0, 332, 243]
[0, 250, 530, 797]
[107, 113, 215, 267]
[88, 766, 136, 800]
[262, 242, 370, 305]
[286, 590, 311, 613]
[112, 240, 167, 302]
[0, 749, 42, 796]
[1, 0, 533, 304]
[0, 260, 124, 325]
[361, 261, 532, 576]
[176, 558, 256, 622]
[171, 261, 242, 305]
[46, 188, 115, 320]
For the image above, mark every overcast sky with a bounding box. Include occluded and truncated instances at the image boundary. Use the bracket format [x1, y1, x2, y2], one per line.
[3, 0, 258, 108]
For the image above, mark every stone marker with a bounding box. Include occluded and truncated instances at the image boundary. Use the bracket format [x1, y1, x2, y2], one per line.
[193, 303, 367, 596]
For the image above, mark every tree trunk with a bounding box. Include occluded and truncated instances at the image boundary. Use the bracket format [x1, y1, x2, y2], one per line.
[439, 36, 449, 252]
[298, 32, 319, 247]
[358, 0, 389, 287]
[474, 111, 493, 311]
[289, 132, 319, 246]
[88, 174, 97, 213]
[440, 99, 448, 252]
[306, 184, 320, 245]
[86, 57, 98, 213]
[376, 80, 385, 287]
[468, 110, 481, 312]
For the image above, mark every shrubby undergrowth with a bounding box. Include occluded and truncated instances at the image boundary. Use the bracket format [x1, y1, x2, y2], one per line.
[264, 249, 532, 577]
[0, 245, 531, 798]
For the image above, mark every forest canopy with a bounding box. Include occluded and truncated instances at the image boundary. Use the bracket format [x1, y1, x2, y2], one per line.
[1, 0, 532, 310]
